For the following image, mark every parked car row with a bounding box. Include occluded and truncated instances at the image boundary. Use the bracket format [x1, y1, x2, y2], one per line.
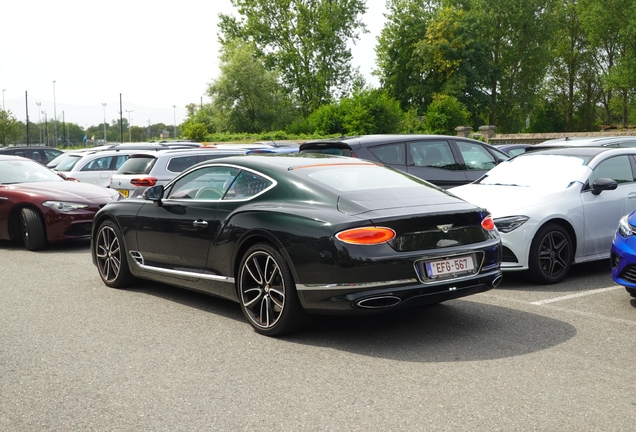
[4, 134, 636, 336]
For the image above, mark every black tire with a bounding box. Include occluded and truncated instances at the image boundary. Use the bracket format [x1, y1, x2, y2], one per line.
[626, 287, 636, 298]
[95, 220, 134, 288]
[21, 207, 46, 251]
[528, 223, 573, 284]
[237, 243, 309, 336]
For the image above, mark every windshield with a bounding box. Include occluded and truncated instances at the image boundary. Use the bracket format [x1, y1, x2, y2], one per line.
[54, 154, 82, 172]
[0, 159, 64, 184]
[477, 154, 591, 188]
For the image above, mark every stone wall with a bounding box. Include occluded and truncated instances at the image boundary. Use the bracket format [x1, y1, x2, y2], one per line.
[455, 126, 636, 144]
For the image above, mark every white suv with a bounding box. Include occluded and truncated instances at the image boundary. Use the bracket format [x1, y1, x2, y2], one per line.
[110, 148, 247, 198]
[53, 149, 151, 187]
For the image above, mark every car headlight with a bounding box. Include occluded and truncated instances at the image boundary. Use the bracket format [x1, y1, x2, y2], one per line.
[618, 215, 635, 237]
[494, 216, 529, 233]
[42, 201, 90, 212]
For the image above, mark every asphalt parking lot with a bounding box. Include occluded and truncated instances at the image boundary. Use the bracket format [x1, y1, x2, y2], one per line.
[2, 239, 635, 431]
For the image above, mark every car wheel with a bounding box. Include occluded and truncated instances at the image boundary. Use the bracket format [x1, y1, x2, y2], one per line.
[528, 223, 573, 284]
[626, 287, 636, 298]
[20, 207, 46, 251]
[238, 243, 308, 336]
[95, 220, 134, 288]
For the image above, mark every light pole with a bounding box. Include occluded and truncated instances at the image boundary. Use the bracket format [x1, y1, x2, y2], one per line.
[53, 81, 58, 148]
[125, 109, 133, 142]
[36, 102, 42, 144]
[147, 119, 151, 141]
[42, 111, 47, 145]
[2, 89, 5, 111]
[172, 105, 177, 139]
[102, 103, 107, 144]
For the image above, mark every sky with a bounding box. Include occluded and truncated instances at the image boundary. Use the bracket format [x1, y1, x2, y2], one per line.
[1, 0, 387, 132]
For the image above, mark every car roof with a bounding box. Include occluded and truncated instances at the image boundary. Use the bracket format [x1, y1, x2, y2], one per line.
[516, 146, 630, 158]
[303, 134, 485, 146]
[0, 145, 61, 151]
[535, 136, 636, 147]
[191, 153, 372, 173]
[0, 154, 32, 162]
[125, 148, 249, 158]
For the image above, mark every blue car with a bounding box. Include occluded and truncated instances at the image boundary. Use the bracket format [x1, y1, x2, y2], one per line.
[610, 211, 636, 297]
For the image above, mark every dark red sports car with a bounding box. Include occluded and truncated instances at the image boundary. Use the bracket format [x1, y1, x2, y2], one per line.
[0, 155, 123, 250]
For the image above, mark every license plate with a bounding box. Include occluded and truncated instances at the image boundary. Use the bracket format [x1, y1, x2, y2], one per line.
[117, 189, 129, 198]
[425, 255, 475, 279]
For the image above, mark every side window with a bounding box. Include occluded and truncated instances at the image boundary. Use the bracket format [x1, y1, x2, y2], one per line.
[408, 140, 457, 170]
[588, 156, 633, 186]
[43, 149, 60, 162]
[81, 156, 113, 171]
[456, 141, 497, 170]
[167, 156, 201, 172]
[31, 151, 43, 163]
[114, 155, 129, 170]
[368, 143, 406, 165]
[167, 166, 240, 200]
[223, 170, 273, 201]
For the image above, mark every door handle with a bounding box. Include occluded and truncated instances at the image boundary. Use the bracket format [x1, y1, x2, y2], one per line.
[628, 193, 636, 199]
[192, 220, 208, 228]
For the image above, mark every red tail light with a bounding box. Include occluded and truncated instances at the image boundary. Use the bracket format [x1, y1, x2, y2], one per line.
[482, 216, 495, 231]
[336, 227, 396, 245]
[351, 150, 357, 158]
[130, 177, 157, 187]
[66, 177, 80, 182]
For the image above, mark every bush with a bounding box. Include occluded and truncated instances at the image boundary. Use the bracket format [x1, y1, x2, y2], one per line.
[424, 94, 470, 135]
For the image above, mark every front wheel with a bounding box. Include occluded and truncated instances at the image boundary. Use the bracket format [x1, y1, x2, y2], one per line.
[95, 220, 134, 288]
[528, 223, 573, 284]
[21, 207, 46, 251]
[238, 243, 309, 336]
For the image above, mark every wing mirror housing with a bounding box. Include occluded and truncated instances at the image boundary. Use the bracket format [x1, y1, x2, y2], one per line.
[143, 184, 165, 206]
[591, 177, 618, 195]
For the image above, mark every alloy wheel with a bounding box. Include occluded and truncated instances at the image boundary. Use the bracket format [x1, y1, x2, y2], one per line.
[537, 230, 571, 281]
[96, 225, 122, 283]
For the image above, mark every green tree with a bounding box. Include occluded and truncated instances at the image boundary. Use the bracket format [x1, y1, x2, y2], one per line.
[0, 110, 23, 145]
[208, 39, 296, 133]
[219, 0, 367, 114]
[423, 94, 470, 134]
[456, 0, 557, 131]
[181, 122, 209, 142]
[375, 0, 434, 112]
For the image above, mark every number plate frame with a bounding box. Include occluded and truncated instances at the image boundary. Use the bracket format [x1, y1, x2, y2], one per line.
[415, 253, 480, 282]
[117, 189, 129, 198]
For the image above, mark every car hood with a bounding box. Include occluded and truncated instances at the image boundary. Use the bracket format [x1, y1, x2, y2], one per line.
[449, 184, 568, 216]
[5, 181, 121, 202]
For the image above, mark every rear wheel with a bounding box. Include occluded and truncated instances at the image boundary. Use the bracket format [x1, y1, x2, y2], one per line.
[95, 220, 134, 288]
[238, 243, 309, 336]
[528, 223, 573, 284]
[21, 207, 46, 251]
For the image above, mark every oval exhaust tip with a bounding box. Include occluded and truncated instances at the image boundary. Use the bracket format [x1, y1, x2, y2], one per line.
[492, 274, 503, 288]
[356, 295, 402, 309]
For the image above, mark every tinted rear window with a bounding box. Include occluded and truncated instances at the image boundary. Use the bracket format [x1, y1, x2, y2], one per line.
[116, 156, 157, 174]
[300, 143, 353, 157]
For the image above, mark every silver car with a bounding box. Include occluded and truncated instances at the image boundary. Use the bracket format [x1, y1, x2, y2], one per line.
[110, 148, 247, 198]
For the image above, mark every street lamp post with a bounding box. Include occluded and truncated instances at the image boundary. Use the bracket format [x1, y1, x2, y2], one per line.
[125, 109, 133, 142]
[172, 105, 177, 139]
[53, 81, 58, 148]
[42, 111, 47, 146]
[35, 102, 42, 144]
[2, 89, 5, 111]
[102, 103, 107, 144]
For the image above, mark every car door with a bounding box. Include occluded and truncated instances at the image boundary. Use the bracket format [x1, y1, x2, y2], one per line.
[581, 155, 636, 257]
[135, 166, 240, 273]
[454, 140, 501, 183]
[405, 139, 468, 188]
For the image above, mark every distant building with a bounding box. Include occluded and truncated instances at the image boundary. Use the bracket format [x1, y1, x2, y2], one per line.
[160, 130, 171, 139]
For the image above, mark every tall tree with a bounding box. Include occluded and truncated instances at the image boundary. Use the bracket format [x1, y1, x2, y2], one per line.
[219, 0, 367, 114]
[453, 0, 557, 131]
[375, 0, 436, 112]
[0, 110, 22, 146]
[208, 39, 296, 133]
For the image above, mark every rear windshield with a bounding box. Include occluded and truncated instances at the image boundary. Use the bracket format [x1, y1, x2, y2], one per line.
[54, 154, 82, 171]
[116, 155, 156, 174]
[300, 144, 353, 157]
[303, 165, 426, 192]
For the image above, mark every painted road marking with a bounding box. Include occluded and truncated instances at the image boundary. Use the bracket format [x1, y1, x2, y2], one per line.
[530, 285, 623, 305]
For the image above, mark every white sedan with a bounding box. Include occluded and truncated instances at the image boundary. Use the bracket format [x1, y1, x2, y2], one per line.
[449, 147, 636, 284]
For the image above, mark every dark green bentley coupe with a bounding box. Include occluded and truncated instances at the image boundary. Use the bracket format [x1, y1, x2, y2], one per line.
[91, 154, 502, 336]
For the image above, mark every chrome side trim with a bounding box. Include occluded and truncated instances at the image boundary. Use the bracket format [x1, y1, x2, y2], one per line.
[128, 251, 235, 283]
[296, 279, 418, 291]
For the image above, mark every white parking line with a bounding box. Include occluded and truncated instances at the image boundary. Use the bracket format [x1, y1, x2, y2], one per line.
[530, 285, 623, 305]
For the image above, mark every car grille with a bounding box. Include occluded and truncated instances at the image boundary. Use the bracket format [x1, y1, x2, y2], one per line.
[64, 222, 92, 237]
[618, 265, 636, 284]
[501, 246, 518, 263]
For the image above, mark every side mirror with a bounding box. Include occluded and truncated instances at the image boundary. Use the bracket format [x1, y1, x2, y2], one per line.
[591, 177, 618, 195]
[143, 185, 165, 206]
